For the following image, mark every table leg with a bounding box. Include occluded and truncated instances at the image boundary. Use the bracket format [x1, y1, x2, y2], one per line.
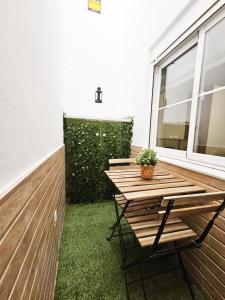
[106, 199, 131, 241]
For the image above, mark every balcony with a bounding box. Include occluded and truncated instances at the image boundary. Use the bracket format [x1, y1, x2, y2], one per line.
[1, 1, 225, 300]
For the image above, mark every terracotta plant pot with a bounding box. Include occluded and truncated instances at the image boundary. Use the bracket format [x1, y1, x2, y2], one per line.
[140, 165, 155, 180]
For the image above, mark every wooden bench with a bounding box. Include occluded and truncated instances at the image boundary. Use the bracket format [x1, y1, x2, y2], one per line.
[123, 191, 225, 299]
[131, 191, 225, 248]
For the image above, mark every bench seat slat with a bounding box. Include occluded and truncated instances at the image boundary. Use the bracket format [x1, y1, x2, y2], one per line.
[119, 181, 193, 193]
[130, 218, 181, 231]
[125, 207, 159, 218]
[126, 213, 159, 224]
[139, 229, 197, 247]
[135, 222, 189, 238]
[124, 185, 206, 201]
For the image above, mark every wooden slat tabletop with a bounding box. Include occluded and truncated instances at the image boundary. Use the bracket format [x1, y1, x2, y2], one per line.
[119, 181, 193, 193]
[123, 185, 206, 202]
[105, 166, 206, 202]
[112, 174, 176, 183]
[115, 178, 184, 188]
[107, 171, 168, 179]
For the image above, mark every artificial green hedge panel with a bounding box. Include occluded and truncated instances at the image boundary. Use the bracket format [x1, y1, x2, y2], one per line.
[64, 117, 133, 203]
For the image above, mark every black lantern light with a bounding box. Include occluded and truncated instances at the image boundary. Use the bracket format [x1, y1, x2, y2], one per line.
[95, 86, 102, 103]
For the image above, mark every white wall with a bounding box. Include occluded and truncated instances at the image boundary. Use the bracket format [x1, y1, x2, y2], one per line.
[62, 0, 191, 147]
[0, 0, 63, 197]
[149, 0, 221, 59]
[147, 0, 221, 146]
[1, 0, 218, 196]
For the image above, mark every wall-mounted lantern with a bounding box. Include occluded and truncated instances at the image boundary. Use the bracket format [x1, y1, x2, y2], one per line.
[95, 87, 102, 103]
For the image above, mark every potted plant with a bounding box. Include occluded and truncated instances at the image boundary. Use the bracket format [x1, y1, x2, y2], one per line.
[135, 148, 158, 180]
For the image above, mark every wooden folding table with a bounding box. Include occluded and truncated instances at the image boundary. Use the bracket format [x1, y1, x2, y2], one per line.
[105, 165, 207, 240]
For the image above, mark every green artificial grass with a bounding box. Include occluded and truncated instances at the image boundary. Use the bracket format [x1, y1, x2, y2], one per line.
[55, 201, 206, 300]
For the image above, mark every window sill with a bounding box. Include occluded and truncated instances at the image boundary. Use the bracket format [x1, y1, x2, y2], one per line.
[158, 154, 225, 181]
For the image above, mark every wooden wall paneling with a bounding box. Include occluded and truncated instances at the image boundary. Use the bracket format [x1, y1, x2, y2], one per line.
[32, 178, 64, 300]
[187, 217, 225, 263]
[9, 169, 64, 300]
[0, 146, 65, 300]
[40, 231, 57, 300]
[21, 224, 54, 300]
[201, 213, 225, 232]
[188, 215, 225, 245]
[27, 180, 65, 300]
[41, 169, 65, 300]
[158, 161, 225, 191]
[130, 145, 142, 158]
[42, 210, 60, 300]
[47, 179, 66, 300]
[188, 247, 225, 286]
[45, 223, 61, 300]
[185, 251, 225, 298]
[201, 242, 225, 273]
[39, 181, 64, 300]
[0, 157, 63, 278]
[46, 241, 58, 300]
[29, 222, 55, 300]
[22, 179, 64, 300]
[0, 148, 63, 238]
[183, 255, 223, 300]
[0, 165, 63, 300]
[48, 184, 65, 300]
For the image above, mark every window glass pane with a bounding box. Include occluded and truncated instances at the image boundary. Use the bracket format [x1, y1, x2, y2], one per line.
[159, 46, 197, 108]
[157, 102, 191, 150]
[193, 90, 225, 157]
[200, 17, 225, 93]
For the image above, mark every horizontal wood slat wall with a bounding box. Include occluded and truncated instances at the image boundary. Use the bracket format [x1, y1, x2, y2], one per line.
[131, 145, 225, 300]
[0, 146, 66, 300]
[131, 145, 142, 158]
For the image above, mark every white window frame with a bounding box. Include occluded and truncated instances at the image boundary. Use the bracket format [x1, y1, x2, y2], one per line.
[151, 38, 198, 159]
[150, 8, 225, 172]
[187, 11, 225, 168]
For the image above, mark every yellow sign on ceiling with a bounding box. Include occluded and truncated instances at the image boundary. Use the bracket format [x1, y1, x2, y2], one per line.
[88, 0, 101, 14]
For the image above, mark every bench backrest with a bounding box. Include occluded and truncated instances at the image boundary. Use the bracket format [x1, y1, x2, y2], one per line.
[109, 158, 137, 170]
[151, 191, 225, 248]
[159, 191, 225, 218]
